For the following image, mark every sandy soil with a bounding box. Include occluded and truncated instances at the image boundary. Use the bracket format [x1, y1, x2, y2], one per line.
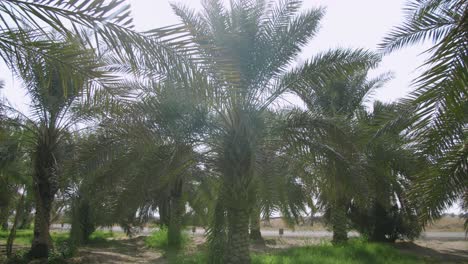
[396, 240, 468, 264]
[70, 237, 164, 264]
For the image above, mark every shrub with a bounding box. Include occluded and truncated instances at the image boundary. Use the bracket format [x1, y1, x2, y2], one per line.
[349, 203, 421, 242]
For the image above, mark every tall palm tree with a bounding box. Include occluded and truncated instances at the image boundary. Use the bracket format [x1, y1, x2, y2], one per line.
[349, 101, 425, 242]
[4, 36, 107, 258]
[380, 0, 467, 224]
[172, 1, 325, 262]
[286, 55, 387, 243]
[66, 78, 206, 248]
[173, 1, 385, 261]
[129, 82, 206, 248]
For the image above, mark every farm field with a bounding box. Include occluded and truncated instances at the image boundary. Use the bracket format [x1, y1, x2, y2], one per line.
[2, 228, 467, 264]
[0, 0, 466, 263]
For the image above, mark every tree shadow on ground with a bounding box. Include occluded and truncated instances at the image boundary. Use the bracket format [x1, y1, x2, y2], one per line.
[74, 236, 165, 263]
[395, 242, 468, 264]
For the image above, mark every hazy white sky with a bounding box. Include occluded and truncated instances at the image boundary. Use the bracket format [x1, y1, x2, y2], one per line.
[2, 0, 432, 112]
[129, 0, 431, 104]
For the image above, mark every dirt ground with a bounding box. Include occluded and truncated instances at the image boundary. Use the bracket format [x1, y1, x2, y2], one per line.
[68, 236, 468, 264]
[396, 240, 468, 264]
[69, 237, 163, 264]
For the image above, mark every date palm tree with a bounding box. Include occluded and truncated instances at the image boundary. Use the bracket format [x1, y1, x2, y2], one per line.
[172, 1, 324, 262]
[5, 36, 107, 258]
[66, 78, 206, 248]
[172, 0, 381, 262]
[349, 101, 425, 242]
[380, 0, 467, 224]
[286, 53, 386, 243]
[121, 82, 206, 248]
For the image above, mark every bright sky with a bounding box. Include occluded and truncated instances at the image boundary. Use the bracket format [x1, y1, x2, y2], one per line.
[2, 0, 432, 112]
[129, 0, 431, 104]
[0, 0, 460, 213]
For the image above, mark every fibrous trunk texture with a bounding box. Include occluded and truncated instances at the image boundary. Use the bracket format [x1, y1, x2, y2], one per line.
[30, 190, 54, 258]
[249, 207, 263, 243]
[331, 201, 348, 244]
[18, 198, 33, 230]
[158, 198, 170, 227]
[30, 142, 58, 259]
[225, 208, 251, 264]
[168, 179, 184, 248]
[220, 111, 257, 264]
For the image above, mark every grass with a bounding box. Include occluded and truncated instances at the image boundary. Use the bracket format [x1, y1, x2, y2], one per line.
[88, 230, 126, 244]
[0, 229, 34, 245]
[251, 240, 429, 264]
[0, 229, 123, 246]
[164, 240, 430, 264]
[0, 229, 69, 246]
[1, 229, 127, 264]
[145, 227, 190, 250]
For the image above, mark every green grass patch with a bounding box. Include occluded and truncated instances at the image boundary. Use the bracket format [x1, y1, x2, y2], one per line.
[1, 229, 125, 264]
[0, 229, 70, 246]
[88, 230, 126, 244]
[252, 240, 428, 264]
[0, 229, 34, 245]
[0, 229, 122, 246]
[145, 227, 190, 250]
[163, 240, 429, 264]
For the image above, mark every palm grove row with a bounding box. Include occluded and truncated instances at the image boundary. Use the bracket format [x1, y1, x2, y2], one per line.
[0, 0, 466, 263]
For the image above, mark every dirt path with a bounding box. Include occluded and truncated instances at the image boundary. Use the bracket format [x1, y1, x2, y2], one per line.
[396, 240, 468, 264]
[70, 237, 165, 264]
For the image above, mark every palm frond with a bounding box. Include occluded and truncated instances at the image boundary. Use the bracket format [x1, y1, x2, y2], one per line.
[379, 0, 463, 54]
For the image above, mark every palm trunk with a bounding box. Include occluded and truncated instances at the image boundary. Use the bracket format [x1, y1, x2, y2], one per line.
[158, 197, 170, 227]
[168, 179, 184, 248]
[207, 200, 227, 264]
[221, 111, 256, 263]
[18, 198, 33, 230]
[225, 208, 251, 264]
[249, 207, 263, 243]
[30, 144, 58, 259]
[30, 189, 54, 258]
[70, 196, 95, 246]
[370, 203, 388, 242]
[331, 201, 348, 244]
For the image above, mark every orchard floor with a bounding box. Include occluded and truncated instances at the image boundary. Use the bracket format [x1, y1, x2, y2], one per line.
[68, 236, 468, 264]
